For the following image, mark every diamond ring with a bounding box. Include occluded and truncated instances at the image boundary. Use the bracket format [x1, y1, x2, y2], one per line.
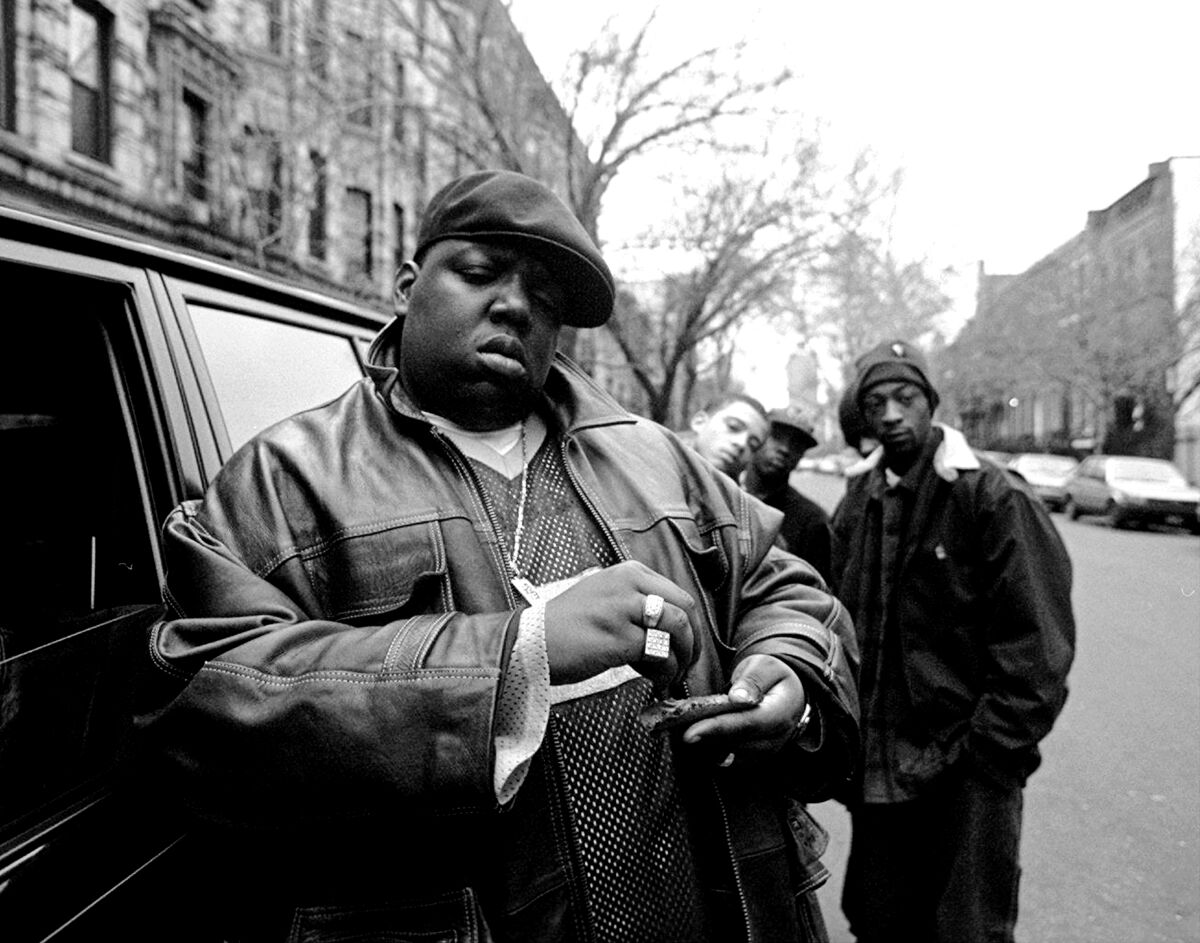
[642, 593, 665, 629]
[643, 627, 671, 661]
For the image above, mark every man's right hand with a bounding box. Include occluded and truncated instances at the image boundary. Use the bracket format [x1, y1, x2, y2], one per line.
[543, 561, 698, 687]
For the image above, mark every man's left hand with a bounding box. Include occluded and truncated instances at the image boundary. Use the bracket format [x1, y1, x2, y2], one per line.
[680, 654, 807, 762]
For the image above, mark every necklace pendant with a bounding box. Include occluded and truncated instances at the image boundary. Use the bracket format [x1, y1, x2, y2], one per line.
[511, 575, 541, 605]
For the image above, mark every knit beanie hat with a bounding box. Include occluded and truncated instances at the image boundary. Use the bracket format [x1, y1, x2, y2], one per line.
[854, 340, 939, 411]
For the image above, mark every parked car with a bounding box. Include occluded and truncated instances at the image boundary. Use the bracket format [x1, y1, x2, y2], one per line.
[1063, 455, 1200, 532]
[0, 204, 387, 941]
[814, 454, 843, 474]
[976, 449, 1015, 469]
[1007, 453, 1079, 511]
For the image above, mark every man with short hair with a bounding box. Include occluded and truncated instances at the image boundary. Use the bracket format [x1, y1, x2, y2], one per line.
[831, 339, 1075, 943]
[688, 392, 770, 479]
[137, 170, 859, 942]
[743, 405, 832, 581]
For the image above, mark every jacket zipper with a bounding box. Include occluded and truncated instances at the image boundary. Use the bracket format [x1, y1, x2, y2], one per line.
[557, 433, 628, 565]
[713, 780, 753, 942]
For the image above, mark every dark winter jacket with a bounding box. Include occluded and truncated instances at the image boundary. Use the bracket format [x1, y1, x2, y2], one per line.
[831, 425, 1073, 792]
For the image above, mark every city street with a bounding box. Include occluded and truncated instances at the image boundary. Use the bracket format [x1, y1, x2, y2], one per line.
[791, 470, 1200, 943]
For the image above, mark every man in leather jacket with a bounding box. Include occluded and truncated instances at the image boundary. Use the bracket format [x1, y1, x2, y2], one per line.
[831, 340, 1074, 943]
[136, 170, 860, 943]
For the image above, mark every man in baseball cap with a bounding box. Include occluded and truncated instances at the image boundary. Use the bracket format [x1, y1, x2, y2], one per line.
[742, 404, 832, 581]
[139, 169, 861, 942]
[830, 339, 1074, 942]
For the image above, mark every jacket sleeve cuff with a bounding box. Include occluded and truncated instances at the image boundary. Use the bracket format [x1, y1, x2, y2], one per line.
[493, 602, 551, 804]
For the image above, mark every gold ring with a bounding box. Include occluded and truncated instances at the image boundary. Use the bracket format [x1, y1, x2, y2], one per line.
[642, 593, 665, 630]
[643, 627, 671, 661]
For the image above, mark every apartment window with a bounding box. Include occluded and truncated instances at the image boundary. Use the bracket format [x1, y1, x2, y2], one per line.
[344, 187, 372, 281]
[180, 89, 209, 201]
[1, 0, 15, 132]
[345, 31, 372, 128]
[308, 151, 327, 260]
[308, 0, 328, 78]
[248, 0, 285, 55]
[415, 109, 428, 186]
[69, 0, 112, 161]
[391, 56, 406, 144]
[393, 203, 406, 272]
[267, 0, 284, 55]
[246, 128, 283, 237]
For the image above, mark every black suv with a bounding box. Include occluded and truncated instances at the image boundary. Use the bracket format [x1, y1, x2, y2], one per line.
[0, 205, 387, 941]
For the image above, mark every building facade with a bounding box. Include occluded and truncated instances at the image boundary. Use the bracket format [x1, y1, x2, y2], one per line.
[942, 157, 1200, 480]
[0, 0, 586, 308]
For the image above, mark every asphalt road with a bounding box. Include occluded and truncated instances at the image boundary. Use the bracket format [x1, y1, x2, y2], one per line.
[789, 470, 1200, 943]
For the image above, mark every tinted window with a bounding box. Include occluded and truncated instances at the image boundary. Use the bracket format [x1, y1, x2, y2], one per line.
[0, 271, 160, 836]
[188, 304, 363, 451]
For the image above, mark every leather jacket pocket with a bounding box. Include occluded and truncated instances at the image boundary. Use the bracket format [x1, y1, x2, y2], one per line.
[785, 800, 831, 895]
[287, 888, 490, 943]
[301, 520, 448, 623]
[665, 516, 728, 589]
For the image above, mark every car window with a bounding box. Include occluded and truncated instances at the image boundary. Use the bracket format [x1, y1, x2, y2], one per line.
[188, 304, 364, 451]
[1016, 455, 1077, 475]
[0, 269, 162, 837]
[1106, 458, 1187, 486]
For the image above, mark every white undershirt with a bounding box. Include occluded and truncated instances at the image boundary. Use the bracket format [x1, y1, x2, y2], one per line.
[422, 410, 547, 480]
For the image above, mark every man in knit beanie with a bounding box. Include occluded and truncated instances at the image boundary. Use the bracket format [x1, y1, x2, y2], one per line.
[830, 339, 1075, 943]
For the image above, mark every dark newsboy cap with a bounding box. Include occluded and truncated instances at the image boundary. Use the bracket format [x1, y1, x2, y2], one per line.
[415, 170, 615, 327]
[854, 339, 940, 410]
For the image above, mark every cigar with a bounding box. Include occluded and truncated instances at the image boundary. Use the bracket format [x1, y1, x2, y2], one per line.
[638, 694, 754, 735]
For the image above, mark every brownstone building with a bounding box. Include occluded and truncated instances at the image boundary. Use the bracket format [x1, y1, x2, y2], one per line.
[0, 0, 586, 308]
[942, 157, 1200, 480]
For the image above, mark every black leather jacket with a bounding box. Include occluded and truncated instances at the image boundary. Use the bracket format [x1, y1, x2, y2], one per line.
[137, 321, 859, 941]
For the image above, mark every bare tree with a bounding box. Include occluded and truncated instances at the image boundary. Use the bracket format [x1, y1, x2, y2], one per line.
[604, 148, 823, 426]
[393, 0, 571, 180]
[406, 3, 792, 236]
[810, 156, 953, 381]
[557, 8, 792, 244]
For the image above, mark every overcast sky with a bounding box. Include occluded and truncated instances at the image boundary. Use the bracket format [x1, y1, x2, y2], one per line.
[507, 0, 1198, 402]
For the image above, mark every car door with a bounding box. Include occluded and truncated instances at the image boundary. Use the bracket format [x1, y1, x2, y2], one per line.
[1076, 458, 1107, 513]
[0, 251, 214, 941]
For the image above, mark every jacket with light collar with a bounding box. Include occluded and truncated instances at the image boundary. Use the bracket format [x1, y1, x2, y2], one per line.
[831, 423, 1074, 791]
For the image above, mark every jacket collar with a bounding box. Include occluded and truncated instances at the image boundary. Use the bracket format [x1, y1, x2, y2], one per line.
[365, 316, 634, 434]
[857, 422, 980, 485]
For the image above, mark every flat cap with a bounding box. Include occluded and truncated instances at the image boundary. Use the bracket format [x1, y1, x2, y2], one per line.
[416, 170, 615, 327]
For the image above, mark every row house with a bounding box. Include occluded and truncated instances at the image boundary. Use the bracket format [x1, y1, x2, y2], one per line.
[941, 157, 1200, 480]
[0, 0, 586, 308]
